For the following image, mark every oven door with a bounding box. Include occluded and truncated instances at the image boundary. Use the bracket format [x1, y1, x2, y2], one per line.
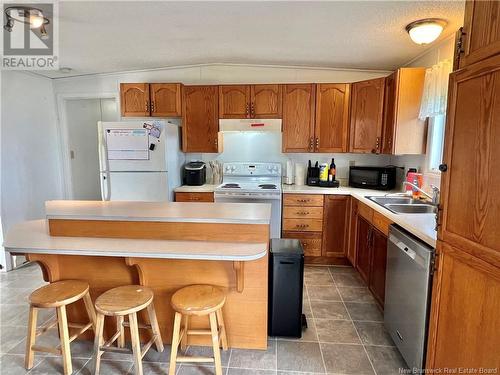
[214, 192, 281, 239]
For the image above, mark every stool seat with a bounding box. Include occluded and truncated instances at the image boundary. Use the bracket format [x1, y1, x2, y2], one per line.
[95, 285, 153, 316]
[29, 280, 90, 308]
[171, 285, 226, 316]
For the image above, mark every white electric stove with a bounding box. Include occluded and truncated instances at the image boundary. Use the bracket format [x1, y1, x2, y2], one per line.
[214, 162, 282, 238]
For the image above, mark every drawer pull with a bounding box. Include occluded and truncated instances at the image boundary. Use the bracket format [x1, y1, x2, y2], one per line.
[296, 211, 310, 215]
[296, 199, 310, 203]
[295, 224, 309, 229]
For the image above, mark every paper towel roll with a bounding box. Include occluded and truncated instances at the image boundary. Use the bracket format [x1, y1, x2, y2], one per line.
[285, 160, 294, 185]
[295, 164, 305, 185]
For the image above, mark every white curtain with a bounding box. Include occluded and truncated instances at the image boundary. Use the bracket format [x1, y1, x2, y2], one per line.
[419, 59, 452, 120]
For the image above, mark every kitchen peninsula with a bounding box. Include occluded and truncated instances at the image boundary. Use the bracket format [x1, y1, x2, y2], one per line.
[3, 200, 271, 350]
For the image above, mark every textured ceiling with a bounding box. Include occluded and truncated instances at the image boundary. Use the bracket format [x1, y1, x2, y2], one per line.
[44, 1, 464, 78]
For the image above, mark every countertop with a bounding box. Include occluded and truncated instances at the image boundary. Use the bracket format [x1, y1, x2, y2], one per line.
[174, 184, 218, 193]
[45, 200, 271, 225]
[282, 185, 437, 247]
[4, 220, 267, 261]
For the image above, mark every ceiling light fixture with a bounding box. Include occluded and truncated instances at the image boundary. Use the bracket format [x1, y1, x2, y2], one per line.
[3, 6, 50, 33]
[406, 18, 447, 45]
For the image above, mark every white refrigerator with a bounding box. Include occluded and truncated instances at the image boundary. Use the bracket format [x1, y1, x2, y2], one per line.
[98, 120, 184, 202]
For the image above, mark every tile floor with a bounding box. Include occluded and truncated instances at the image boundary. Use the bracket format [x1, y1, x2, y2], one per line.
[0, 263, 408, 374]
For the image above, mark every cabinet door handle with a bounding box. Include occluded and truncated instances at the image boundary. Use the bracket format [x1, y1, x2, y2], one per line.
[151, 100, 155, 113]
[245, 103, 249, 117]
[315, 138, 319, 150]
[251, 102, 255, 117]
[145, 101, 149, 112]
[309, 137, 314, 151]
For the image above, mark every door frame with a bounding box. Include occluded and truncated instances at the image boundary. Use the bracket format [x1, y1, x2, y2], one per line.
[56, 93, 118, 199]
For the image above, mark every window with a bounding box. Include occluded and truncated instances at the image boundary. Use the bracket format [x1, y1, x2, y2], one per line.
[426, 114, 446, 173]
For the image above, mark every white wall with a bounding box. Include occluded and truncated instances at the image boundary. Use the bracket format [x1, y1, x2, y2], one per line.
[1, 71, 63, 269]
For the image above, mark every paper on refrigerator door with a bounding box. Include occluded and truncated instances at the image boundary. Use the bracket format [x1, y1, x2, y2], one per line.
[106, 128, 149, 160]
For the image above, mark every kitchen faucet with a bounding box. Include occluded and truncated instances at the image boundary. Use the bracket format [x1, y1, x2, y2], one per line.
[403, 181, 440, 206]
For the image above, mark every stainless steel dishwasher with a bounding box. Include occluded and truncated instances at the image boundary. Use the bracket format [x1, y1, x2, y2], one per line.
[384, 225, 435, 371]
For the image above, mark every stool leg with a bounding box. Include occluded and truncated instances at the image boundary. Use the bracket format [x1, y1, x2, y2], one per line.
[216, 308, 228, 351]
[209, 312, 223, 375]
[116, 316, 125, 348]
[92, 313, 105, 375]
[168, 312, 182, 375]
[25, 305, 38, 370]
[56, 305, 72, 375]
[180, 315, 189, 351]
[82, 292, 97, 331]
[129, 312, 143, 375]
[146, 302, 164, 353]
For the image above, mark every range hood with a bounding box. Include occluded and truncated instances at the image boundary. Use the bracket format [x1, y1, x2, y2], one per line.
[219, 119, 282, 132]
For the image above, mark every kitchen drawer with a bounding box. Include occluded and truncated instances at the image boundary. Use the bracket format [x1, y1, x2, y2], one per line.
[357, 201, 374, 222]
[283, 218, 323, 232]
[283, 206, 323, 219]
[283, 231, 322, 257]
[372, 210, 392, 236]
[175, 192, 214, 202]
[283, 194, 324, 207]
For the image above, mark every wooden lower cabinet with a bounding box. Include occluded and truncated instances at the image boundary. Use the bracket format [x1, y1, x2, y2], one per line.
[426, 242, 500, 369]
[175, 192, 214, 202]
[356, 216, 372, 283]
[282, 231, 322, 257]
[282, 194, 350, 264]
[322, 195, 349, 258]
[369, 228, 387, 306]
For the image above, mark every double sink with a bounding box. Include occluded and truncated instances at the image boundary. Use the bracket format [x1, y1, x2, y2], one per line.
[366, 196, 437, 215]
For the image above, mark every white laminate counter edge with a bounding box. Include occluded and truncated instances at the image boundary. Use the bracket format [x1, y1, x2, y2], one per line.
[282, 185, 437, 247]
[4, 220, 268, 261]
[174, 185, 217, 193]
[45, 200, 271, 225]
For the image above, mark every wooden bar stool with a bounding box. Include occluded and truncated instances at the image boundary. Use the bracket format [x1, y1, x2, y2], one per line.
[25, 280, 96, 375]
[92, 285, 163, 375]
[169, 285, 228, 375]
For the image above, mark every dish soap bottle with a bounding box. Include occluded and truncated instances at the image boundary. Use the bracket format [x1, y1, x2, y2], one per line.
[329, 158, 336, 182]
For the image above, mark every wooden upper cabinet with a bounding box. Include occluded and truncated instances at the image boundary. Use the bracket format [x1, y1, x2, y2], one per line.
[349, 77, 385, 153]
[315, 84, 350, 152]
[322, 195, 349, 258]
[382, 68, 426, 155]
[251, 84, 282, 118]
[150, 83, 182, 117]
[439, 54, 500, 267]
[282, 84, 316, 152]
[120, 83, 150, 117]
[182, 86, 221, 153]
[219, 85, 251, 119]
[460, 0, 500, 68]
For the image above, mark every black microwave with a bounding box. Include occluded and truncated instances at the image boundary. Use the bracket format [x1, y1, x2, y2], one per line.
[349, 166, 396, 190]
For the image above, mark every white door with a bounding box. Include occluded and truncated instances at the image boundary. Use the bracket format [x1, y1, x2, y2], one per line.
[65, 98, 118, 200]
[101, 172, 168, 201]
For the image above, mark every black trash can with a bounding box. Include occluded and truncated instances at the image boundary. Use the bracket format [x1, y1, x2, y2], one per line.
[268, 238, 305, 338]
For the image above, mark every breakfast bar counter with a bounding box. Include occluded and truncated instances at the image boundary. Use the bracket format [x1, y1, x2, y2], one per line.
[4, 200, 272, 350]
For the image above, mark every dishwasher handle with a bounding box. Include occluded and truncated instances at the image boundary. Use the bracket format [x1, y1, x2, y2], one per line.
[389, 235, 416, 260]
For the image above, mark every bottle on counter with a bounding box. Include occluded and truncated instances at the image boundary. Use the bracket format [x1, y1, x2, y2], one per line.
[328, 158, 336, 182]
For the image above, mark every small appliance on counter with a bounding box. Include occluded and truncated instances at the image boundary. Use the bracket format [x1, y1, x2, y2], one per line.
[268, 238, 305, 338]
[349, 166, 396, 190]
[306, 161, 320, 186]
[184, 161, 207, 186]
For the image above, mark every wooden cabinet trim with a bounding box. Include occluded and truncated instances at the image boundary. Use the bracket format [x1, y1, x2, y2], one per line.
[372, 211, 392, 237]
[357, 201, 374, 222]
[175, 192, 214, 202]
[283, 194, 324, 207]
